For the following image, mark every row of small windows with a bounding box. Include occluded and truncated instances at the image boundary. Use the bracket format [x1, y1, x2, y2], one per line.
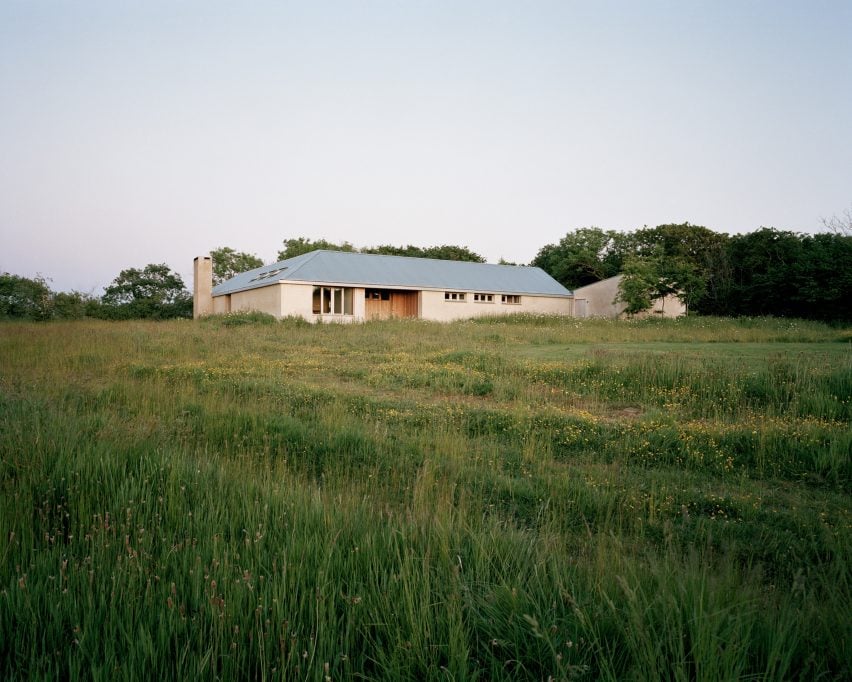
[444, 292, 522, 304]
[312, 288, 521, 314]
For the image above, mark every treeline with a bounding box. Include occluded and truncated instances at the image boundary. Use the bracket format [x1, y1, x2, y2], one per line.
[275, 238, 485, 263]
[1, 240, 486, 321]
[3, 227, 851, 321]
[0, 264, 192, 321]
[532, 224, 852, 321]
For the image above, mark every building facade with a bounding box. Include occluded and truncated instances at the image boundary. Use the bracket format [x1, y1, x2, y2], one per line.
[195, 250, 574, 322]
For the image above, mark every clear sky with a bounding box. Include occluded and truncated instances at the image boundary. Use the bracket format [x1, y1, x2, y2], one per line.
[2, 1, 851, 293]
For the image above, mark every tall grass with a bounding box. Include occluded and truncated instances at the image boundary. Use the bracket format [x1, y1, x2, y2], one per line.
[1, 316, 849, 680]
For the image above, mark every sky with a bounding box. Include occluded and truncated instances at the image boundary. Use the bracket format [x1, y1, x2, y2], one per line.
[1, 1, 851, 294]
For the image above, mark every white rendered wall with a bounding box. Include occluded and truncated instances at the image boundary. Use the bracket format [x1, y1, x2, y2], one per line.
[216, 284, 573, 322]
[420, 290, 571, 321]
[230, 285, 282, 316]
[212, 295, 231, 314]
[573, 275, 686, 318]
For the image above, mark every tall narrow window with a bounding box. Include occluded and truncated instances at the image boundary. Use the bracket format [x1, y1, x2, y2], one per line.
[313, 286, 355, 315]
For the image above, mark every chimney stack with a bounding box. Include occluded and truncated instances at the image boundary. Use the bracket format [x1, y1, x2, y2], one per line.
[193, 256, 213, 318]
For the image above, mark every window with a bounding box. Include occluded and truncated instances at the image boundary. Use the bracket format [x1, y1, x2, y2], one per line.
[473, 293, 493, 303]
[366, 289, 391, 301]
[312, 287, 353, 315]
[501, 294, 521, 305]
[444, 292, 466, 302]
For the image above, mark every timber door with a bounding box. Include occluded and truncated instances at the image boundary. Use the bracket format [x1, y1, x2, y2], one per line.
[365, 289, 419, 320]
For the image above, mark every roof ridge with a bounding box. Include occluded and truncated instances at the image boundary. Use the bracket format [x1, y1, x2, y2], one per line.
[315, 249, 538, 269]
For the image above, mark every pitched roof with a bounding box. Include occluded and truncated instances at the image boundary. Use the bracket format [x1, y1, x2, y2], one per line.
[212, 250, 572, 297]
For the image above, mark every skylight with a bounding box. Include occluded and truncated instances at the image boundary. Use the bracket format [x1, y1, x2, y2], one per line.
[249, 267, 287, 282]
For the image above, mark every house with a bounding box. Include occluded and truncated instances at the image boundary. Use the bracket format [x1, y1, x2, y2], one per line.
[572, 275, 686, 319]
[193, 250, 573, 322]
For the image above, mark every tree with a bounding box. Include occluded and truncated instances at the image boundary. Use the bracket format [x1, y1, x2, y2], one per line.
[419, 245, 485, 262]
[531, 228, 628, 288]
[210, 247, 263, 286]
[361, 243, 485, 262]
[100, 264, 192, 319]
[725, 228, 804, 317]
[360, 244, 421, 257]
[52, 291, 94, 319]
[821, 205, 852, 236]
[632, 223, 727, 313]
[616, 257, 658, 316]
[277, 238, 355, 261]
[0, 273, 53, 320]
[792, 233, 852, 320]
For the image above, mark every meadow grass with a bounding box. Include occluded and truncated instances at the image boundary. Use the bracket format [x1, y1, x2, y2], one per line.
[0, 315, 849, 680]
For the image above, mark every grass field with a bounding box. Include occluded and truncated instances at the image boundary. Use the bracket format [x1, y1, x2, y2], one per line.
[1, 315, 850, 680]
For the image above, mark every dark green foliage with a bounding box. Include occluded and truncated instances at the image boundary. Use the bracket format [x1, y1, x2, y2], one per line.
[0, 274, 94, 321]
[706, 229, 852, 320]
[616, 256, 658, 315]
[99, 263, 192, 319]
[0, 272, 53, 320]
[52, 290, 95, 319]
[205, 311, 278, 327]
[209, 246, 263, 286]
[414, 244, 486, 262]
[276, 237, 356, 261]
[531, 227, 628, 288]
[535, 224, 851, 321]
[632, 223, 725, 311]
[276, 237, 485, 264]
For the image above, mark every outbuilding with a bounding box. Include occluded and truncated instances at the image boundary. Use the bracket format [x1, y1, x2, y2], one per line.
[572, 275, 686, 319]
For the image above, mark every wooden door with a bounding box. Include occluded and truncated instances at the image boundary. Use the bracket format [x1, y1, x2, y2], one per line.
[366, 289, 418, 320]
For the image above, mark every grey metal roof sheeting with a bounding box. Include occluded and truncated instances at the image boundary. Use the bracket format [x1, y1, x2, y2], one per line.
[212, 250, 572, 297]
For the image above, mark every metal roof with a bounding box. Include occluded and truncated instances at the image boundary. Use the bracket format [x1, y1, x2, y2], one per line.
[212, 250, 572, 297]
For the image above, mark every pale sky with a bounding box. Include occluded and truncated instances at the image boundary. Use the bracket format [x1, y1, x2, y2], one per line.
[1, 1, 850, 294]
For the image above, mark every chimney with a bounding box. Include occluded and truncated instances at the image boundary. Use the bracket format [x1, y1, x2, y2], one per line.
[193, 256, 213, 319]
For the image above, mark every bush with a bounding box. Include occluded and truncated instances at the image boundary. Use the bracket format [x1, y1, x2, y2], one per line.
[210, 311, 279, 327]
[0, 273, 53, 320]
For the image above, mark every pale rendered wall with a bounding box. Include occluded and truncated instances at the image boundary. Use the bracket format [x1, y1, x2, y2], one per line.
[573, 275, 685, 318]
[230, 285, 282, 316]
[212, 295, 231, 314]
[280, 283, 314, 319]
[644, 293, 686, 318]
[572, 276, 623, 318]
[420, 290, 571, 321]
[280, 283, 367, 323]
[193, 256, 213, 319]
[213, 284, 572, 322]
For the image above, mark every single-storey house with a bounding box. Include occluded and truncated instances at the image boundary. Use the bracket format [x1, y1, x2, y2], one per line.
[572, 275, 686, 319]
[193, 250, 574, 322]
